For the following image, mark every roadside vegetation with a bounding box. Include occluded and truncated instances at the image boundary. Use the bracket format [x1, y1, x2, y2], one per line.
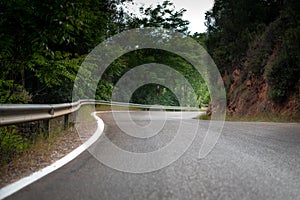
[205, 0, 299, 117]
[1, 0, 297, 114]
[0, 116, 76, 167]
[0, 125, 80, 187]
[225, 114, 300, 123]
[197, 113, 300, 123]
[0, 0, 299, 180]
[0, 0, 208, 172]
[0, 0, 209, 107]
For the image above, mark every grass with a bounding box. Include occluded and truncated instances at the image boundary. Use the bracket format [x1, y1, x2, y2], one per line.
[95, 104, 143, 111]
[98, 103, 299, 123]
[0, 126, 80, 187]
[197, 114, 211, 120]
[196, 112, 300, 123]
[225, 113, 300, 123]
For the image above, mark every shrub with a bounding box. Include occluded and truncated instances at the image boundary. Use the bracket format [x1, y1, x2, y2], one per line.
[267, 26, 300, 103]
[0, 127, 29, 166]
[247, 20, 283, 75]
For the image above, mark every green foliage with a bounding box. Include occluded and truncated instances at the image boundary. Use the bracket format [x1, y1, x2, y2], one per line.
[267, 26, 300, 103]
[0, 127, 29, 166]
[0, 0, 197, 104]
[131, 84, 179, 106]
[205, 0, 284, 73]
[0, 79, 31, 104]
[99, 48, 210, 107]
[247, 20, 283, 75]
[128, 0, 190, 34]
[205, 0, 300, 105]
[0, 0, 127, 103]
[96, 80, 114, 101]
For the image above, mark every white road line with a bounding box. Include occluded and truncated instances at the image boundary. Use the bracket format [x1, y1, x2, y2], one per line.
[0, 112, 104, 200]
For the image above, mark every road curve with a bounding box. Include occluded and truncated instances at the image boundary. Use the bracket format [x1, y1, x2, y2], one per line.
[5, 111, 300, 200]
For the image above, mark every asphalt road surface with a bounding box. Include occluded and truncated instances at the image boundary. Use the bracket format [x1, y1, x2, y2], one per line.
[6, 111, 300, 200]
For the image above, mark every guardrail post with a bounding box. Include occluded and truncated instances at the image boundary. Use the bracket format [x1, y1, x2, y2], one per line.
[74, 110, 78, 121]
[64, 114, 69, 130]
[43, 119, 50, 138]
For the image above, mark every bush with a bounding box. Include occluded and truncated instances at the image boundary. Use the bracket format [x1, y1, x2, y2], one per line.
[247, 20, 283, 75]
[0, 127, 29, 166]
[267, 26, 300, 103]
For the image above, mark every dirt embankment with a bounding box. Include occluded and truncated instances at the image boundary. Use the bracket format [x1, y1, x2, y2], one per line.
[224, 53, 299, 118]
[226, 69, 299, 117]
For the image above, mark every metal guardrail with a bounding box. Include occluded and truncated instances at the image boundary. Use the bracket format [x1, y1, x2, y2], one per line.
[0, 100, 201, 126]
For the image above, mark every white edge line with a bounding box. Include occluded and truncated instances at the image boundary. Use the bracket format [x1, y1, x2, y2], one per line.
[0, 112, 104, 200]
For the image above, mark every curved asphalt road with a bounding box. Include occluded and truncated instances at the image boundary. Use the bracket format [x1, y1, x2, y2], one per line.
[5, 111, 300, 200]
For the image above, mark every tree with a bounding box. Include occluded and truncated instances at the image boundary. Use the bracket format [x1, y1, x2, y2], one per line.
[0, 0, 210, 106]
[205, 0, 283, 74]
[205, 0, 300, 105]
[95, 0, 209, 106]
[0, 0, 127, 103]
[127, 0, 190, 33]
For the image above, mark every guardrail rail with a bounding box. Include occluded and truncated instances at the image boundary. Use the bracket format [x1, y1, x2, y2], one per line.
[0, 100, 201, 135]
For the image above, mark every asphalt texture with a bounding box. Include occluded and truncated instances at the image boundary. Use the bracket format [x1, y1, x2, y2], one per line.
[5, 111, 300, 200]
